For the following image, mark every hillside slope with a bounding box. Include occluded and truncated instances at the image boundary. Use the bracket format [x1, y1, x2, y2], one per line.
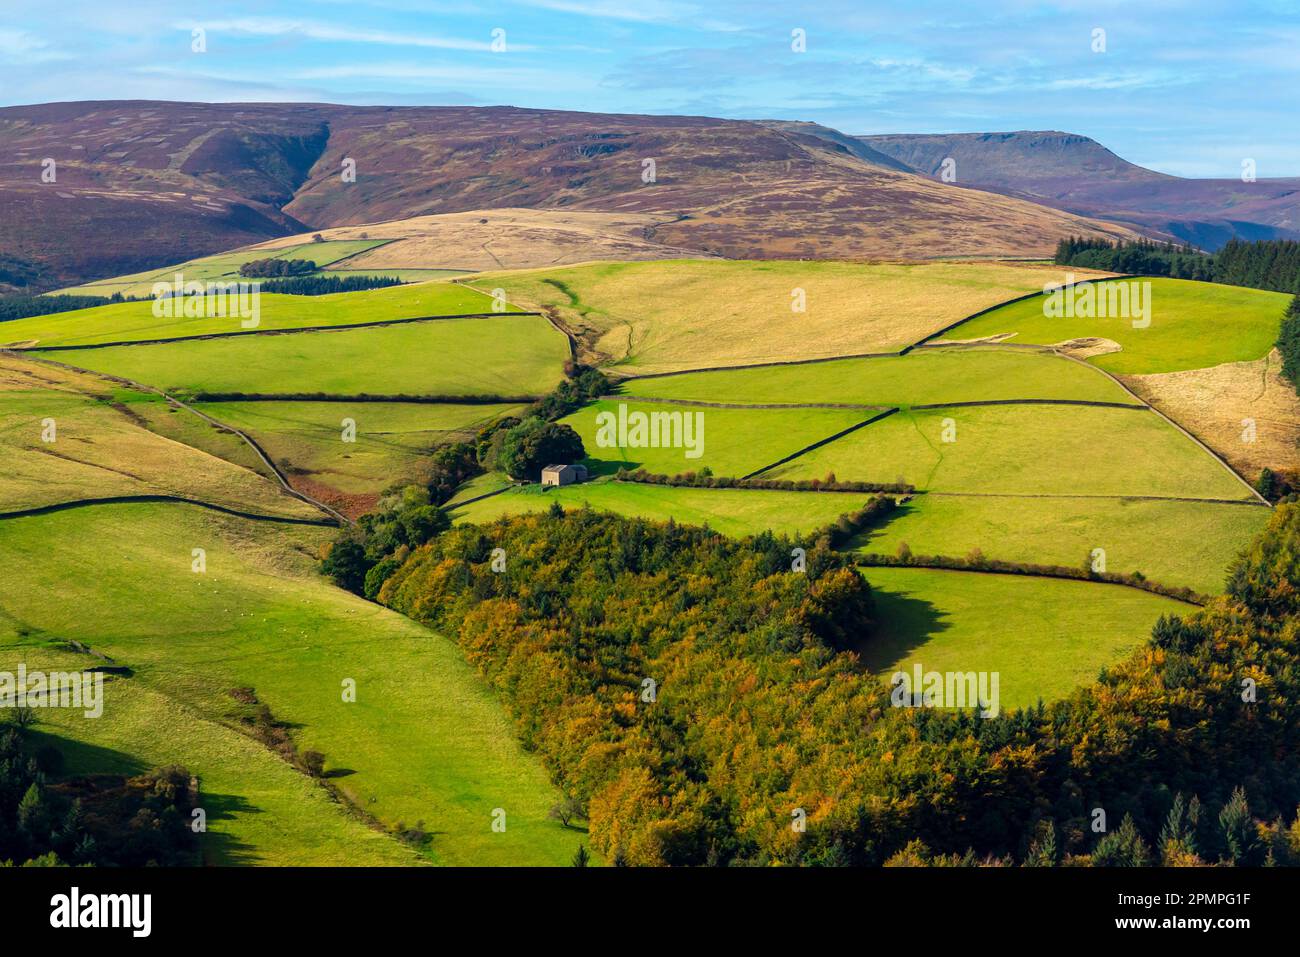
[859, 131, 1300, 248]
[0, 101, 1139, 289]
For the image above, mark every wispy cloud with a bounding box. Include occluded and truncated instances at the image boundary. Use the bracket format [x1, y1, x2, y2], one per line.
[175, 17, 509, 52]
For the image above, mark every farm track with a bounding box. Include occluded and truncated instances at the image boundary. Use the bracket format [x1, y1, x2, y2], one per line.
[3, 350, 351, 526]
[15, 311, 542, 353]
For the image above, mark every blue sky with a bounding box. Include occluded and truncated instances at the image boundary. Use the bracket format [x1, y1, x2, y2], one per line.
[1, 0, 1296, 177]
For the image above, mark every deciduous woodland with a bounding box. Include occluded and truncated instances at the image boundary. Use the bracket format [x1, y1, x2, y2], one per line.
[371, 502, 1300, 867]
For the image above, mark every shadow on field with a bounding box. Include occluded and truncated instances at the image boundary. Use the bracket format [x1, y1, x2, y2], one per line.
[31, 729, 148, 779]
[580, 455, 642, 477]
[854, 586, 950, 675]
[200, 791, 265, 866]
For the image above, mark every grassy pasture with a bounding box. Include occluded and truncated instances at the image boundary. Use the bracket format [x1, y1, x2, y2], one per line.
[946, 278, 1288, 374]
[67, 316, 569, 398]
[621, 346, 1130, 407]
[1, 636, 418, 866]
[559, 399, 869, 477]
[857, 494, 1267, 595]
[452, 480, 873, 539]
[467, 259, 1114, 375]
[0, 503, 584, 866]
[53, 239, 388, 298]
[195, 400, 525, 508]
[3, 280, 514, 349]
[858, 567, 1189, 709]
[765, 405, 1255, 500]
[0, 356, 317, 518]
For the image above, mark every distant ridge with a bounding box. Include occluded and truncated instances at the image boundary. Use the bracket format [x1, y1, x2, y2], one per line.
[0, 101, 1139, 290]
[858, 130, 1300, 249]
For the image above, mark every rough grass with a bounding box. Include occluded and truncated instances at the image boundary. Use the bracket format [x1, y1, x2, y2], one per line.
[1122, 348, 1300, 482]
[66, 316, 569, 398]
[53, 239, 388, 298]
[0, 356, 317, 518]
[858, 567, 1189, 710]
[946, 278, 1289, 374]
[451, 479, 873, 539]
[4, 280, 514, 348]
[2, 637, 418, 866]
[560, 399, 869, 477]
[0, 503, 586, 866]
[195, 400, 525, 509]
[856, 494, 1268, 595]
[467, 259, 1115, 375]
[621, 346, 1130, 407]
[765, 404, 1255, 500]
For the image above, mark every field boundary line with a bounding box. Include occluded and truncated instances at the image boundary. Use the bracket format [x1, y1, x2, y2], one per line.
[613, 349, 903, 383]
[0, 495, 336, 525]
[909, 397, 1148, 411]
[189, 392, 540, 404]
[14, 310, 543, 353]
[926, 490, 1266, 506]
[743, 408, 900, 479]
[597, 393, 889, 411]
[903, 273, 1141, 352]
[447, 483, 522, 509]
[852, 556, 1206, 606]
[604, 274, 1136, 383]
[3, 350, 351, 526]
[1051, 350, 1271, 505]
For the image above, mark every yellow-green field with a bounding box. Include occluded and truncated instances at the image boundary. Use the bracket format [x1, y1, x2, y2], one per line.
[764, 404, 1254, 500]
[467, 259, 1114, 374]
[451, 480, 874, 538]
[855, 493, 1267, 594]
[5, 280, 514, 348]
[54, 238, 390, 298]
[620, 346, 1131, 407]
[65, 316, 569, 398]
[859, 566, 1190, 710]
[0, 356, 317, 519]
[947, 278, 1289, 374]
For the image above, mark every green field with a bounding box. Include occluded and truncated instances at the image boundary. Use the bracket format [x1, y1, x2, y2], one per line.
[856, 494, 1267, 594]
[0, 503, 586, 866]
[560, 399, 869, 477]
[621, 347, 1131, 407]
[858, 566, 1190, 709]
[765, 404, 1254, 500]
[54, 239, 390, 298]
[5, 280, 515, 348]
[4, 637, 418, 866]
[195, 400, 525, 499]
[947, 278, 1289, 374]
[452, 479, 874, 538]
[67, 316, 569, 398]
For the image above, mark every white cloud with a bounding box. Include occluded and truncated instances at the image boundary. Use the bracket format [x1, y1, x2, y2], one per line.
[175, 17, 517, 52]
